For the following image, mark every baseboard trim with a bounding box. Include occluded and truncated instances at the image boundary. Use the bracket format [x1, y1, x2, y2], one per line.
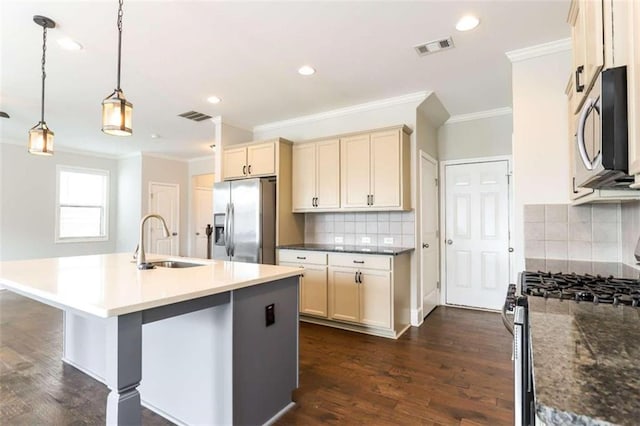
[263, 402, 296, 426]
[410, 308, 424, 326]
[300, 316, 407, 339]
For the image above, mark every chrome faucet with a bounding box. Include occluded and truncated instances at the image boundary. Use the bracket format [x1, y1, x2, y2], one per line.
[136, 214, 171, 270]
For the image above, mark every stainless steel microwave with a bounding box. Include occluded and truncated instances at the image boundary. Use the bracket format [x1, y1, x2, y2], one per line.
[574, 66, 631, 189]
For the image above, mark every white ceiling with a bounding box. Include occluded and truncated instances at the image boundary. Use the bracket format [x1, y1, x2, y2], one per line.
[0, 0, 569, 159]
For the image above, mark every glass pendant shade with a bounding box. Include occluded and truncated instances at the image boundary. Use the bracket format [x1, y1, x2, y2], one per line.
[28, 122, 54, 155]
[101, 89, 132, 136]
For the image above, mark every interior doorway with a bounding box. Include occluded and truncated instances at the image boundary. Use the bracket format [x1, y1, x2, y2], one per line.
[441, 158, 511, 311]
[419, 151, 439, 320]
[191, 174, 214, 258]
[148, 182, 180, 256]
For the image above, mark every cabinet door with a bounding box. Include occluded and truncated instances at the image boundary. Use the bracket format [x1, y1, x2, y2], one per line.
[247, 142, 276, 176]
[292, 143, 316, 210]
[328, 267, 359, 323]
[300, 265, 328, 317]
[629, 0, 640, 181]
[359, 269, 391, 328]
[582, 0, 603, 92]
[341, 134, 370, 208]
[370, 129, 401, 208]
[223, 147, 248, 180]
[315, 139, 340, 209]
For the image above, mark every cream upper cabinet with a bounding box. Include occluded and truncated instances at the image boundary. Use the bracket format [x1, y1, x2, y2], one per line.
[568, 0, 604, 113]
[222, 147, 248, 180]
[628, 0, 640, 186]
[340, 127, 410, 211]
[341, 134, 371, 209]
[247, 141, 276, 176]
[315, 139, 340, 209]
[222, 141, 276, 180]
[291, 139, 340, 211]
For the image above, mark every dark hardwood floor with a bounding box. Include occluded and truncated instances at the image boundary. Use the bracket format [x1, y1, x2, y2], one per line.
[0, 290, 513, 425]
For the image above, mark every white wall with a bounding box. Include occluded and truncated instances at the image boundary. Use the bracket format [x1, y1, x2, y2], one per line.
[0, 143, 118, 261]
[115, 154, 142, 253]
[511, 49, 572, 277]
[438, 114, 513, 161]
[141, 155, 189, 256]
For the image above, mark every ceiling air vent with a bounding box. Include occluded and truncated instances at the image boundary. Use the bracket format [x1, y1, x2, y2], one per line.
[178, 111, 212, 122]
[414, 37, 454, 56]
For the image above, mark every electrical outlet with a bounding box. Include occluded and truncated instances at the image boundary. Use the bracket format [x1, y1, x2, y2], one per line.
[383, 237, 394, 245]
[361, 237, 371, 244]
[265, 304, 275, 327]
[334, 236, 344, 244]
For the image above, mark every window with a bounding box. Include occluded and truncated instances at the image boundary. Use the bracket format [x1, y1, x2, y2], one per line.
[56, 166, 109, 242]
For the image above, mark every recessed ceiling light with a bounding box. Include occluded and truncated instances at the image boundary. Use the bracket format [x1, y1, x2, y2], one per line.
[57, 37, 83, 51]
[298, 65, 316, 76]
[456, 15, 480, 32]
[150, 133, 161, 139]
[207, 96, 222, 104]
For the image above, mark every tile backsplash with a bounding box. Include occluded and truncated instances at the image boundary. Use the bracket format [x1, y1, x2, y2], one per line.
[621, 200, 640, 265]
[304, 211, 415, 247]
[524, 203, 622, 263]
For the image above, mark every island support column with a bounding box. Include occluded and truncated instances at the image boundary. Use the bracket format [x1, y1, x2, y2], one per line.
[105, 312, 143, 425]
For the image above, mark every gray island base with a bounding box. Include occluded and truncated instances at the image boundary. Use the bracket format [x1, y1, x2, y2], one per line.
[63, 277, 299, 425]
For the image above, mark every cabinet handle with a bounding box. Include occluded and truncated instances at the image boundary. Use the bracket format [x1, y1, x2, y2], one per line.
[296, 256, 306, 260]
[353, 260, 365, 264]
[354, 271, 359, 283]
[422, 243, 429, 249]
[572, 177, 578, 194]
[242, 165, 247, 175]
[366, 194, 371, 206]
[370, 194, 374, 206]
[248, 165, 252, 174]
[358, 272, 363, 284]
[315, 197, 318, 207]
[575, 65, 585, 93]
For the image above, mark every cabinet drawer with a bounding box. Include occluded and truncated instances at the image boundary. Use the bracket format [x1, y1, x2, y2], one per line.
[278, 250, 327, 265]
[328, 253, 391, 271]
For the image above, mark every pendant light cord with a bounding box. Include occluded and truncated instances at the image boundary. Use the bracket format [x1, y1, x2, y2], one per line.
[116, 0, 123, 91]
[40, 25, 47, 124]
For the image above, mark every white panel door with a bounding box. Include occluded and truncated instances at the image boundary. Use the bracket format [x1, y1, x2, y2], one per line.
[444, 161, 509, 310]
[420, 154, 439, 318]
[193, 187, 213, 258]
[148, 182, 179, 256]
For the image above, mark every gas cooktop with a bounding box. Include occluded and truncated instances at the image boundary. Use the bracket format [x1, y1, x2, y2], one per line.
[521, 271, 640, 307]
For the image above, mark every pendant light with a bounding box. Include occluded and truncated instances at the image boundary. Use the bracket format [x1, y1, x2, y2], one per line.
[28, 15, 56, 156]
[102, 0, 132, 136]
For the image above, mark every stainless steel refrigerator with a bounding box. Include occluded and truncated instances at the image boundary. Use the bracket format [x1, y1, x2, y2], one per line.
[212, 177, 276, 264]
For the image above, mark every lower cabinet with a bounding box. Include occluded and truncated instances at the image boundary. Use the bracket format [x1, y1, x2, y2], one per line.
[277, 249, 411, 339]
[328, 266, 391, 328]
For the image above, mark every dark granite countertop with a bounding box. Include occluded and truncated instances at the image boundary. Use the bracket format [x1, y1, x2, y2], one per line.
[525, 258, 640, 279]
[528, 297, 640, 426]
[277, 243, 414, 256]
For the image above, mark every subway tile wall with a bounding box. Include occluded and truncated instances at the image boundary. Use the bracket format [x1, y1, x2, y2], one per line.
[304, 211, 415, 247]
[524, 203, 622, 264]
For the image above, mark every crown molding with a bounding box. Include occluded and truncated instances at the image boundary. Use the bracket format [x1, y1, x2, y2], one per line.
[253, 91, 432, 133]
[505, 38, 571, 63]
[445, 107, 512, 125]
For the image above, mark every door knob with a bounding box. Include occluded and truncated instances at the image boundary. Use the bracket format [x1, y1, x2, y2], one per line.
[422, 243, 429, 249]
[446, 239, 453, 245]
[509, 247, 514, 253]
[196, 232, 200, 236]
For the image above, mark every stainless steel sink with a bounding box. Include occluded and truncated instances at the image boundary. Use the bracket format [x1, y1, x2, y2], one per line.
[148, 260, 206, 269]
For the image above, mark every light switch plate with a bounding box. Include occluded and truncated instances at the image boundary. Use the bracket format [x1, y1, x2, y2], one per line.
[383, 237, 393, 245]
[361, 237, 371, 244]
[334, 236, 344, 244]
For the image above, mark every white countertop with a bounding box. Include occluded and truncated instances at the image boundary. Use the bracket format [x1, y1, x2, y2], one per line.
[0, 253, 301, 318]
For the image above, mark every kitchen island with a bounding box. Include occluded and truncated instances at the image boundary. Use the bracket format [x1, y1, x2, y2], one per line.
[0, 253, 302, 425]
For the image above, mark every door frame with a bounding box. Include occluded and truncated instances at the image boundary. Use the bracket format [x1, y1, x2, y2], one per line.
[417, 150, 438, 326]
[148, 181, 180, 255]
[438, 155, 513, 308]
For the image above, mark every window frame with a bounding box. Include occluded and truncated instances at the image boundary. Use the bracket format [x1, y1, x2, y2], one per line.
[55, 165, 110, 243]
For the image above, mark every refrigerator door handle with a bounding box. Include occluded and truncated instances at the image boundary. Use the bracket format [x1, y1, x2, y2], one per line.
[229, 203, 236, 257]
[224, 203, 231, 256]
